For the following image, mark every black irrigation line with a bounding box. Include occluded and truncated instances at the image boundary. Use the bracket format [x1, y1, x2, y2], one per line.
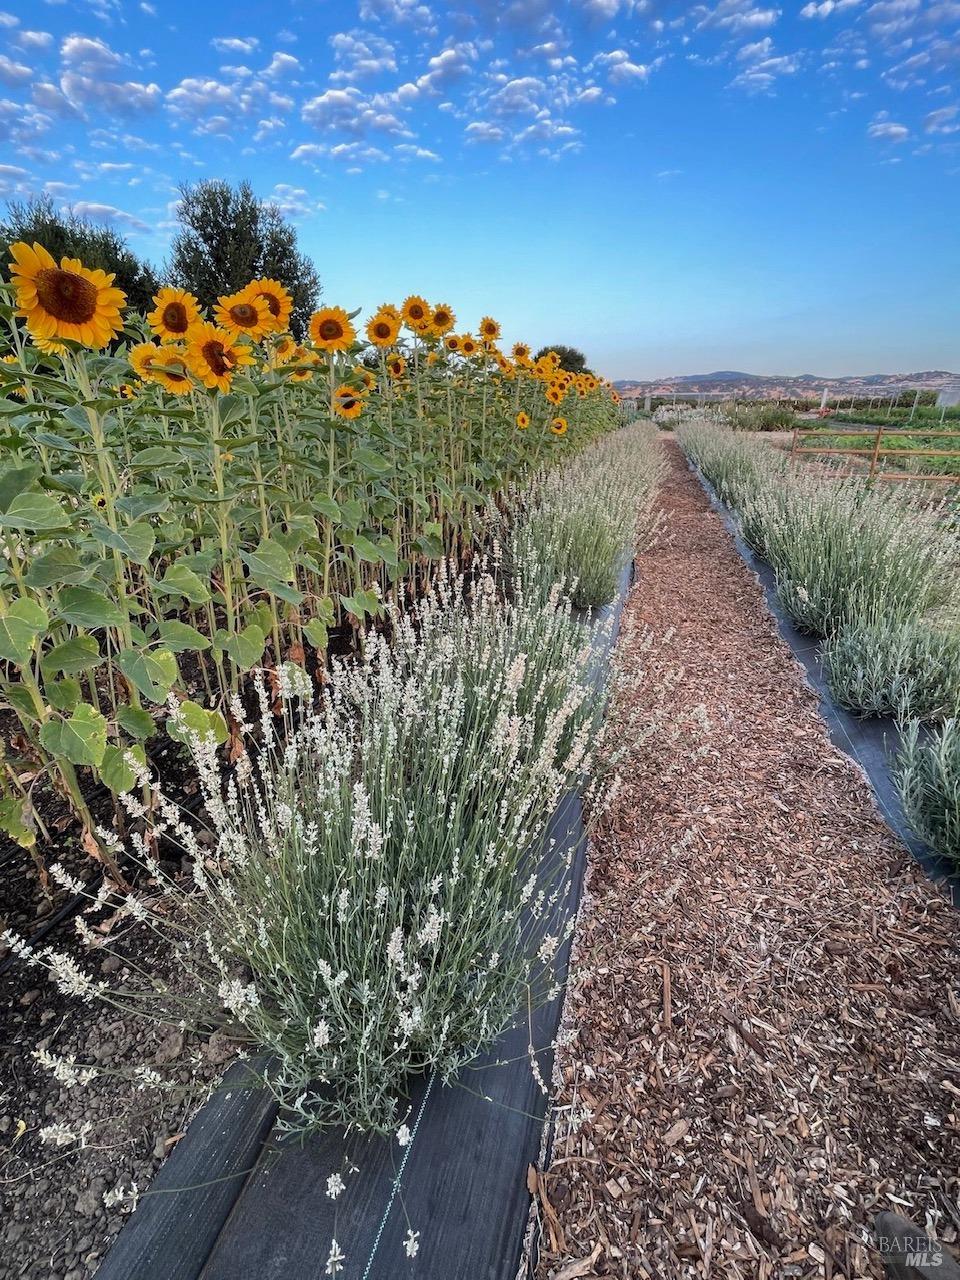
[683, 450, 960, 906]
[93, 558, 636, 1280]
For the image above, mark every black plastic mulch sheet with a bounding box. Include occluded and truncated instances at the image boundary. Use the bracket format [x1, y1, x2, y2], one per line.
[96, 559, 634, 1280]
[687, 458, 959, 903]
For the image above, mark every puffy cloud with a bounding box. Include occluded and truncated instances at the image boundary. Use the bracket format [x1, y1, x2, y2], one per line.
[591, 49, 655, 81]
[330, 31, 398, 82]
[69, 200, 150, 231]
[695, 0, 781, 33]
[415, 44, 478, 93]
[923, 105, 959, 133]
[266, 183, 325, 217]
[799, 0, 862, 15]
[264, 52, 300, 78]
[0, 54, 32, 86]
[395, 141, 441, 158]
[358, 0, 436, 30]
[17, 30, 54, 50]
[867, 117, 909, 139]
[301, 85, 409, 135]
[211, 36, 260, 54]
[61, 73, 162, 113]
[61, 35, 122, 73]
[465, 119, 507, 141]
[0, 10, 19, 26]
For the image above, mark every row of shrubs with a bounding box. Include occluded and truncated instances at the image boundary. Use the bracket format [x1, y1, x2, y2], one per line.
[10, 423, 665, 1150]
[676, 420, 960, 868]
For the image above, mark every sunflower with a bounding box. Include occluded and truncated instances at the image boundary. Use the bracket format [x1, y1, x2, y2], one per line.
[151, 348, 193, 396]
[129, 341, 161, 382]
[478, 316, 501, 342]
[387, 354, 406, 380]
[516, 411, 530, 430]
[459, 335, 478, 357]
[289, 346, 319, 382]
[309, 306, 356, 353]
[550, 417, 568, 436]
[512, 342, 530, 362]
[365, 309, 401, 348]
[267, 334, 298, 368]
[248, 278, 293, 332]
[444, 334, 461, 354]
[32, 335, 67, 356]
[497, 354, 514, 378]
[184, 322, 254, 392]
[332, 384, 364, 419]
[354, 365, 377, 391]
[9, 242, 126, 348]
[114, 383, 136, 400]
[148, 287, 201, 341]
[214, 289, 273, 342]
[401, 295, 431, 333]
[430, 304, 456, 335]
[545, 384, 564, 406]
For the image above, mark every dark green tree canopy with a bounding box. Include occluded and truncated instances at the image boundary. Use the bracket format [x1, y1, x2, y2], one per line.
[166, 180, 321, 338]
[0, 196, 159, 312]
[534, 344, 588, 374]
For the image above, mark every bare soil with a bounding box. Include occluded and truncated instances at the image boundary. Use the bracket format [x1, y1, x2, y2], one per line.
[534, 440, 960, 1279]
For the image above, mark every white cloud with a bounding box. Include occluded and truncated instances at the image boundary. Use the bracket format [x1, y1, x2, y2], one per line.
[799, 0, 861, 16]
[695, 0, 781, 33]
[330, 31, 398, 82]
[17, 30, 54, 50]
[465, 119, 506, 141]
[591, 49, 654, 82]
[61, 35, 122, 73]
[867, 117, 909, 140]
[266, 182, 325, 217]
[211, 36, 259, 54]
[730, 48, 800, 89]
[0, 54, 32, 85]
[70, 200, 149, 231]
[395, 141, 440, 158]
[0, 11, 19, 26]
[264, 52, 300, 78]
[301, 85, 409, 135]
[924, 105, 959, 133]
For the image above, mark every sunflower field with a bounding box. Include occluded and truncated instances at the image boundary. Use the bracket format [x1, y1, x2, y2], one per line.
[0, 243, 622, 877]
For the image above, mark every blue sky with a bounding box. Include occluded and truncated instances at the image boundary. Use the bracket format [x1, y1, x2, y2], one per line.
[0, 0, 957, 378]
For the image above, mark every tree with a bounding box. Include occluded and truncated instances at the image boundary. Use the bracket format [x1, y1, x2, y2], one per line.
[0, 196, 159, 312]
[534, 344, 588, 374]
[166, 180, 321, 338]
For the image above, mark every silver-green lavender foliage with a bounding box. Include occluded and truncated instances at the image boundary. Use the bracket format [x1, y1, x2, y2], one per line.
[512, 422, 665, 609]
[896, 719, 960, 865]
[822, 621, 960, 721]
[677, 420, 958, 639]
[11, 562, 611, 1137]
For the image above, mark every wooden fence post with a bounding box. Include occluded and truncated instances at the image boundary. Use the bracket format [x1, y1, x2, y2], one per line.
[868, 425, 883, 480]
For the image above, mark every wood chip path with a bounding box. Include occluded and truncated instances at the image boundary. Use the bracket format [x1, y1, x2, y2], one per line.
[533, 439, 960, 1279]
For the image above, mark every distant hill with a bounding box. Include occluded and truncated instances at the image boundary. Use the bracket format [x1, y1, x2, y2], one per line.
[614, 370, 958, 400]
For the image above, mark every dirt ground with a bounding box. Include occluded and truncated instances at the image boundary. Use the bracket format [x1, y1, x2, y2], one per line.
[534, 440, 960, 1279]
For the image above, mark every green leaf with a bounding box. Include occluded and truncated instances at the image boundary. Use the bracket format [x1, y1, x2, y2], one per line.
[0, 598, 48, 664]
[157, 620, 211, 653]
[90, 519, 156, 565]
[240, 537, 294, 586]
[0, 796, 35, 849]
[129, 446, 181, 469]
[25, 546, 92, 589]
[339, 589, 381, 621]
[4, 683, 41, 724]
[313, 496, 341, 522]
[46, 677, 81, 712]
[0, 491, 68, 531]
[117, 704, 156, 741]
[0, 463, 42, 514]
[353, 446, 390, 476]
[153, 563, 210, 604]
[166, 699, 228, 747]
[351, 535, 383, 564]
[99, 743, 146, 794]
[42, 633, 103, 676]
[303, 618, 328, 651]
[221, 624, 266, 672]
[39, 703, 108, 767]
[116, 647, 178, 702]
[56, 586, 127, 629]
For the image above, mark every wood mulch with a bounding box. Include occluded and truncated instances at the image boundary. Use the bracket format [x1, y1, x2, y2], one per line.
[532, 439, 960, 1279]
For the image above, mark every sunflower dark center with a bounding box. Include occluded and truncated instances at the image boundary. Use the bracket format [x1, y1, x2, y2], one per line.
[409, 305, 425, 320]
[230, 303, 258, 327]
[201, 341, 232, 376]
[319, 319, 343, 341]
[261, 293, 281, 317]
[339, 394, 359, 410]
[374, 322, 391, 339]
[35, 268, 98, 325]
[162, 302, 189, 332]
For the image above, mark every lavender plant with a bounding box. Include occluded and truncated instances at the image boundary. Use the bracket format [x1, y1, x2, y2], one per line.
[822, 620, 960, 721]
[896, 719, 960, 866]
[511, 423, 665, 608]
[8, 560, 611, 1137]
